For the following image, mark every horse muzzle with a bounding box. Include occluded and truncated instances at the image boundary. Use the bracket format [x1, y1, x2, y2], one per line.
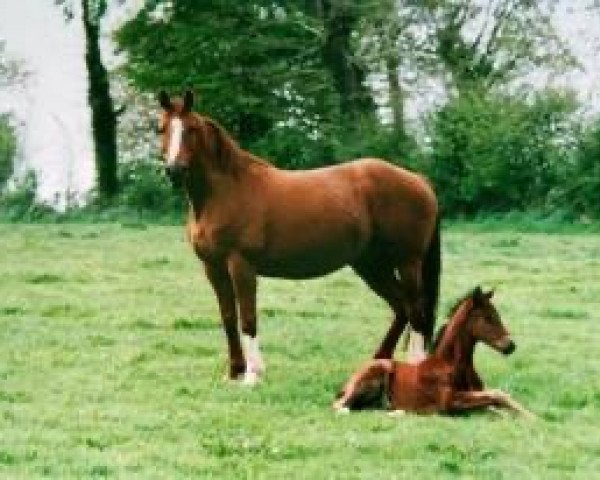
[165, 164, 187, 188]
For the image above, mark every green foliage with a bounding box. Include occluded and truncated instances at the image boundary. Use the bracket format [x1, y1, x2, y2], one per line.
[116, 1, 341, 149]
[561, 118, 600, 218]
[117, 159, 185, 214]
[0, 171, 54, 221]
[427, 89, 578, 215]
[0, 114, 16, 187]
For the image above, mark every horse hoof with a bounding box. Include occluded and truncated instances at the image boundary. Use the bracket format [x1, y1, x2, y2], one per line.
[387, 409, 406, 418]
[223, 372, 245, 383]
[242, 370, 260, 386]
[334, 406, 350, 415]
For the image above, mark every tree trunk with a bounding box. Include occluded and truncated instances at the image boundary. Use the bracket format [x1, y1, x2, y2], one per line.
[82, 0, 118, 197]
[319, 0, 375, 119]
[386, 55, 404, 136]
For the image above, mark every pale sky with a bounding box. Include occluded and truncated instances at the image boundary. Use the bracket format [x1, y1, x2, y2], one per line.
[0, 0, 94, 206]
[0, 0, 598, 206]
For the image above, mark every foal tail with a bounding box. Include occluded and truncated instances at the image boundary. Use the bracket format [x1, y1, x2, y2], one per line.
[421, 217, 441, 346]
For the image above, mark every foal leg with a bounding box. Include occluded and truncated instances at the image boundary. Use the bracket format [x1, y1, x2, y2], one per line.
[466, 366, 484, 391]
[486, 390, 537, 419]
[204, 261, 245, 379]
[227, 253, 264, 385]
[450, 390, 536, 419]
[334, 359, 393, 412]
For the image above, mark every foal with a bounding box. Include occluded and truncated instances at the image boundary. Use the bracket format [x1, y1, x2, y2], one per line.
[334, 287, 533, 417]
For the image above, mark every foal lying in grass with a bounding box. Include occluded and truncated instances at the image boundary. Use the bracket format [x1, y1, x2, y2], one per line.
[334, 287, 534, 418]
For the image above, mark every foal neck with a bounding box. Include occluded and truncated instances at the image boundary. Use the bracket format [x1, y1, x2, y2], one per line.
[433, 299, 476, 365]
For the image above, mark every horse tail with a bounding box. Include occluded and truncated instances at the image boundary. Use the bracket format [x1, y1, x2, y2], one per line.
[422, 217, 441, 347]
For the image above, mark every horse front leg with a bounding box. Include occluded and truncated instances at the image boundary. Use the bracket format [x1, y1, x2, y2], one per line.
[227, 253, 264, 385]
[204, 261, 245, 380]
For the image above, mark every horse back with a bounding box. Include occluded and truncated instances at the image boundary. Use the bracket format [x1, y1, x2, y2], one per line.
[357, 159, 438, 256]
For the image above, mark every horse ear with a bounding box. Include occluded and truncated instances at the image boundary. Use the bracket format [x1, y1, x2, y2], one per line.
[158, 90, 172, 111]
[485, 288, 495, 300]
[183, 89, 194, 113]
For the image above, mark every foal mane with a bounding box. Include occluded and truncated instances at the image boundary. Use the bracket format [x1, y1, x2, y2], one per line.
[432, 287, 480, 357]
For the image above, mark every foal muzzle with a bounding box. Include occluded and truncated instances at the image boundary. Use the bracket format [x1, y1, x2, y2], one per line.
[494, 336, 516, 355]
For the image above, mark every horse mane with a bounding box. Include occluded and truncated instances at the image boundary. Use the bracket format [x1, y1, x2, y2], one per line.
[195, 115, 269, 175]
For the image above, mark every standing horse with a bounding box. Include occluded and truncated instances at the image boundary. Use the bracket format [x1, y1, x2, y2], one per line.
[157, 90, 441, 384]
[333, 287, 534, 417]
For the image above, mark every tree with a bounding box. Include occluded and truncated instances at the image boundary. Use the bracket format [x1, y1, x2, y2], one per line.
[0, 114, 16, 188]
[425, 0, 575, 96]
[0, 41, 26, 188]
[56, 0, 122, 197]
[304, 0, 376, 121]
[117, 1, 339, 156]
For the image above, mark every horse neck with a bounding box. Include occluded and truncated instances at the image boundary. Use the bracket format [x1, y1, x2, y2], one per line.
[185, 126, 268, 214]
[432, 300, 476, 367]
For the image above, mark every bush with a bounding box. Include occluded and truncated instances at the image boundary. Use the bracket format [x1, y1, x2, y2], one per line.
[117, 159, 185, 214]
[251, 116, 423, 171]
[0, 171, 54, 221]
[426, 89, 578, 216]
[560, 119, 600, 219]
[250, 125, 337, 170]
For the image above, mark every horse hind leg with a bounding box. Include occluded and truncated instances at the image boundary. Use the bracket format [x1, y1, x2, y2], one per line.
[396, 260, 428, 364]
[352, 254, 407, 359]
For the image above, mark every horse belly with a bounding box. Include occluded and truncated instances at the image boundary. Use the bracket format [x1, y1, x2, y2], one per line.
[253, 241, 359, 278]
[253, 218, 369, 279]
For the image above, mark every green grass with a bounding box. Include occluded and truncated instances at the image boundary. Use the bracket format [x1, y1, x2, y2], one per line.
[0, 223, 599, 479]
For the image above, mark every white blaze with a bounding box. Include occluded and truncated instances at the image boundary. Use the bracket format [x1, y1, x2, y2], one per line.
[167, 117, 183, 165]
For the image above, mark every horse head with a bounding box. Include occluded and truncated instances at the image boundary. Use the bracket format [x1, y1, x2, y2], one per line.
[157, 90, 242, 189]
[157, 89, 199, 187]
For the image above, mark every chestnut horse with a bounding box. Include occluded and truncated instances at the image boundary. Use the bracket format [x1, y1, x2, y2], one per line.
[157, 90, 440, 384]
[334, 287, 534, 417]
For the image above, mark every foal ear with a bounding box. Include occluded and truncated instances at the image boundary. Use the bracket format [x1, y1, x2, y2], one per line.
[472, 286, 484, 305]
[158, 90, 172, 111]
[182, 89, 194, 113]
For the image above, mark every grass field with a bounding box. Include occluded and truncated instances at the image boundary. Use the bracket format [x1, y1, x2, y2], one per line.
[1, 223, 599, 479]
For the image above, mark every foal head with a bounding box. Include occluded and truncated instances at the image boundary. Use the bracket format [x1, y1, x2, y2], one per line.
[157, 89, 201, 186]
[434, 287, 515, 357]
[465, 287, 515, 355]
